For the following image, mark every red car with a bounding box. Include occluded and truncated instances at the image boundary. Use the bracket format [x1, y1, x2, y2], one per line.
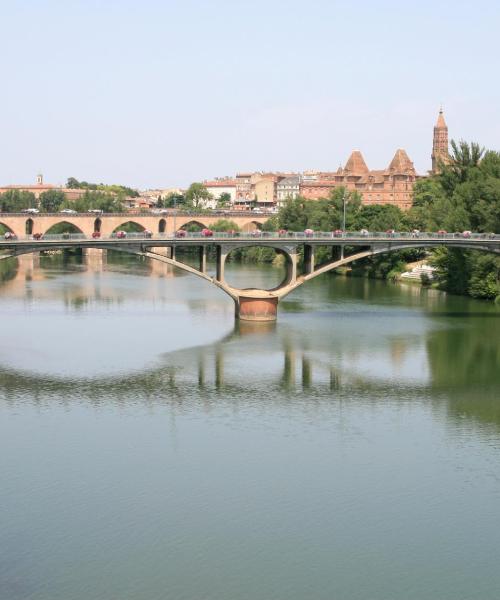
[115, 231, 127, 239]
[201, 228, 213, 237]
[92, 231, 101, 239]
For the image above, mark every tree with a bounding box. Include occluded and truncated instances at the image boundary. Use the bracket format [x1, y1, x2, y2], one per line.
[39, 190, 66, 212]
[210, 219, 240, 232]
[217, 192, 232, 208]
[66, 177, 80, 189]
[0, 189, 36, 212]
[185, 183, 212, 209]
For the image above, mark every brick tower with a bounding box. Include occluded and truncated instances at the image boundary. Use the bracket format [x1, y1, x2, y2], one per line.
[431, 108, 449, 173]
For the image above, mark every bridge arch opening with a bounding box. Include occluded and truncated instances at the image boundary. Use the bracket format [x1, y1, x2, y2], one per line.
[44, 222, 84, 235]
[241, 221, 263, 233]
[26, 218, 34, 235]
[180, 220, 207, 232]
[113, 221, 145, 233]
[223, 245, 288, 291]
[0, 222, 15, 235]
[94, 218, 102, 233]
[159, 218, 166, 233]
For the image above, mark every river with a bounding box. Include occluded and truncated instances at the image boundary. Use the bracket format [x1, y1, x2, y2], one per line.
[1, 252, 499, 600]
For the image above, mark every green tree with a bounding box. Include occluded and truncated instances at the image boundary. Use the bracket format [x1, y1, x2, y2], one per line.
[39, 190, 66, 212]
[0, 189, 36, 212]
[210, 219, 240, 232]
[185, 183, 212, 209]
[216, 192, 232, 208]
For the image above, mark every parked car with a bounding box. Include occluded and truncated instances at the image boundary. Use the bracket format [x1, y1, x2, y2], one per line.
[4, 231, 17, 240]
[60, 209, 78, 214]
[88, 209, 103, 214]
[151, 209, 168, 215]
[22, 208, 39, 214]
[115, 230, 127, 239]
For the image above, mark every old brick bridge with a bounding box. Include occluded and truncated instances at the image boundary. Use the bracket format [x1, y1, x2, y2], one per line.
[0, 211, 268, 238]
[1, 215, 498, 322]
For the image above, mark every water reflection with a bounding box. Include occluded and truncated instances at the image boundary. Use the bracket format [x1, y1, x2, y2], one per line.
[0, 251, 499, 435]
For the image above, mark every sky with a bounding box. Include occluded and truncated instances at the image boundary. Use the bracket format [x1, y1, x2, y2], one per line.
[1, 0, 499, 189]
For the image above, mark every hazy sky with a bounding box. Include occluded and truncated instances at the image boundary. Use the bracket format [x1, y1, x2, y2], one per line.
[1, 0, 499, 189]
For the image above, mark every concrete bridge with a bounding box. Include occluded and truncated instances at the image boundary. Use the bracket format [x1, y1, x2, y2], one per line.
[0, 211, 268, 238]
[1, 230, 498, 321]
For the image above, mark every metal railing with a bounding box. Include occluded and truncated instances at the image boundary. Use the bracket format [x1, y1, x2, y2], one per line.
[1, 231, 498, 243]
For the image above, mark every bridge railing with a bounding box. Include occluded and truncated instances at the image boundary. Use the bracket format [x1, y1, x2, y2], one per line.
[0, 231, 498, 243]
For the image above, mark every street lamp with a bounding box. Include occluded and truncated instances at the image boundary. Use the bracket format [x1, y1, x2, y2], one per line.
[173, 194, 177, 236]
[342, 190, 348, 233]
[341, 190, 348, 260]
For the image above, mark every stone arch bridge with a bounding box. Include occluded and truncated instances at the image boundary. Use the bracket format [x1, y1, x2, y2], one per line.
[0, 211, 268, 238]
[1, 231, 498, 321]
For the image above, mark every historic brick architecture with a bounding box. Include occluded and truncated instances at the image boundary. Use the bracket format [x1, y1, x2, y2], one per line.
[431, 108, 449, 173]
[299, 148, 418, 210]
[298, 109, 449, 210]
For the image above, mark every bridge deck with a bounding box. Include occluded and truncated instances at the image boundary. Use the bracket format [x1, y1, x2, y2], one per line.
[0, 231, 498, 250]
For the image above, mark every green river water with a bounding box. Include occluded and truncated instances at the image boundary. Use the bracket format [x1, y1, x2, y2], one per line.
[0, 253, 499, 600]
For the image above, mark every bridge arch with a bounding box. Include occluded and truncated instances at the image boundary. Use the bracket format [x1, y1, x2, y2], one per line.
[180, 220, 207, 232]
[241, 220, 263, 233]
[112, 221, 146, 233]
[0, 222, 15, 235]
[44, 221, 85, 235]
[277, 241, 500, 299]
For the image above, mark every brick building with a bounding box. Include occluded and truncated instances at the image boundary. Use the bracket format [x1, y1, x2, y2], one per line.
[299, 109, 449, 210]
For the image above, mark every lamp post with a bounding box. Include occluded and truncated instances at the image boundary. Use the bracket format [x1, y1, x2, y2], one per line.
[341, 190, 348, 259]
[173, 194, 177, 236]
[342, 190, 347, 233]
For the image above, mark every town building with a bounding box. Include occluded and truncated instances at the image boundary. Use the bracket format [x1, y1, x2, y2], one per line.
[299, 148, 418, 210]
[203, 178, 237, 204]
[277, 175, 301, 206]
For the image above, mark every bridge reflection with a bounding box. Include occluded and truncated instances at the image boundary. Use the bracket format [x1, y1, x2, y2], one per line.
[0, 254, 498, 433]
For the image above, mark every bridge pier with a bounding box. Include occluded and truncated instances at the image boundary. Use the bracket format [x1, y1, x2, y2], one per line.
[304, 244, 315, 275]
[199, 246, 207, 274]
[216, 245, 227, 282]
[235, 295, 279, 322]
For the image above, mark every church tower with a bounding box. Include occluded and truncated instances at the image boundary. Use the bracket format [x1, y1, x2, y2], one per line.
[431, 108, 449, 173]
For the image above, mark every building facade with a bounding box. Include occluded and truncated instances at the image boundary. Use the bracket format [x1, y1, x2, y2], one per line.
[277, 175, 301, 206]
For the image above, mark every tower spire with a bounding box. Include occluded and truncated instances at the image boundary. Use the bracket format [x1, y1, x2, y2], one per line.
[431, 107, 448, 173]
